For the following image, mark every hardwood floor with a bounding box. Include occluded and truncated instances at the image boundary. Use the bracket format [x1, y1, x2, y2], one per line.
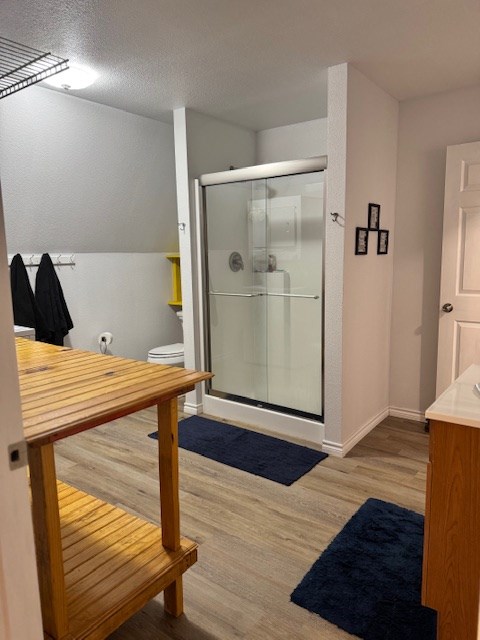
[53, 410, 429, 639]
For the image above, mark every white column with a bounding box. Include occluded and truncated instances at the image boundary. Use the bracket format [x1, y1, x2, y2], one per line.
[173, 108, 204, 412]
[322, 63, 348, 454]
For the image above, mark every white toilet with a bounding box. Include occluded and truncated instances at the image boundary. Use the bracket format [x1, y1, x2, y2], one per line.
[147, 311, 184, 367]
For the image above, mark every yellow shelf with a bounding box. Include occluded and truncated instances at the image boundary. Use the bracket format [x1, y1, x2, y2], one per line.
[166, 253, 182, 307]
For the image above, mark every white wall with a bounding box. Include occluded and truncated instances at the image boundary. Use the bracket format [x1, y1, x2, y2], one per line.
[340, 66, 399, 450]
[174, 108, 256, 411]
[390, 85, 480, 417]
[0, 86, 178, 253]
[323, 64, 399, 456]
[256, 118, 328, 164]
[9, 253, 182, 361]
[0, 87, 181, 359]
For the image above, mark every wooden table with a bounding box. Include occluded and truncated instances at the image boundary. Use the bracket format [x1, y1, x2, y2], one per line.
[16, 338, 211, 640]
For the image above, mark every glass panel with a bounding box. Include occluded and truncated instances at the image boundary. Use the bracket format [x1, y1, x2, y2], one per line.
[265, 172, 324, 416]
[204, 170, 324, 420]
[205, 180, 268, 402]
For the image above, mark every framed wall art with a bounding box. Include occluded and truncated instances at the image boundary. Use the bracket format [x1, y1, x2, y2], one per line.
[355, 227, 369, 255]
[377, 229, 389, 255]
[368, 203, 380, 230]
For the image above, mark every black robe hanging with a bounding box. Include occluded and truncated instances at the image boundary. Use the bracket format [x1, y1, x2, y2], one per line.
[9, 253, 47, 340]
[35, 253, 73, 346]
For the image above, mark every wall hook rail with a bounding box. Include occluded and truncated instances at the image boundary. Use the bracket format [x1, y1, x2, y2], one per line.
[7, 253, 76, 268]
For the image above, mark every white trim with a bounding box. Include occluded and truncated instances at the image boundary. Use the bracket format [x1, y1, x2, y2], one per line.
[183, 401, 204, 416]
[322, 406, 390, 457]
[173, 108, 203, 411]
[389, 406, 425, 422]
[203, 395, 324, 444]
[0, 181, 43, 637]
[321, 440, 344, 457]
[323, 64, 347, 448]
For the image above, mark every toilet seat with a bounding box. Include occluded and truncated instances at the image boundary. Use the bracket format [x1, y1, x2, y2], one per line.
[148, 343, 184, 358]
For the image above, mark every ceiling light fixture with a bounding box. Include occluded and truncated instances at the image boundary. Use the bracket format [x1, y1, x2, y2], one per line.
[43, 64, 98, 91]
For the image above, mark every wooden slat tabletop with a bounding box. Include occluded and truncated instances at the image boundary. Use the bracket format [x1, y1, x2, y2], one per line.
[16, 338, 212, 447]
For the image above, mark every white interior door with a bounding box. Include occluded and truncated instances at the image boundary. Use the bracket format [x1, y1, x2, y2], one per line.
[0, 183, 43, 638]
[437, 141, 480, 395]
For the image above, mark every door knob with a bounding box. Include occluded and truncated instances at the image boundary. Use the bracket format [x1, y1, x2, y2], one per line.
[442, 303, 453, 313]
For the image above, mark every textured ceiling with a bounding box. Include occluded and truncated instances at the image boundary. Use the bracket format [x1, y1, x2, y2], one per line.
[1, 0, 480, 130]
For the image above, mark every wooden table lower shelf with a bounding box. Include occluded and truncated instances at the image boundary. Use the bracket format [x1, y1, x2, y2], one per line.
[42, 481, 197, 640]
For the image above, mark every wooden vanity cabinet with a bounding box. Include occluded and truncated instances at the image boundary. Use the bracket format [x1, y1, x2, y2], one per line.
[422, 418, 480, 640]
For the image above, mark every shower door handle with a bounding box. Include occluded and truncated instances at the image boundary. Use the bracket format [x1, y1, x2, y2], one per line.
[208, 291, 261, 297]
[209, 291, 320, 299]
[265, 293, 320, 299]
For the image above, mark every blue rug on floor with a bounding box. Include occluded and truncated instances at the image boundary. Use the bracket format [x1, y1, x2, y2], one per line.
[291, 498, 437, 640]
[148, 415, 327, 486]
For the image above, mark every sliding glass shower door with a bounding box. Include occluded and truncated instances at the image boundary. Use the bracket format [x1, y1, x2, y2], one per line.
[204, 169, 324, 419]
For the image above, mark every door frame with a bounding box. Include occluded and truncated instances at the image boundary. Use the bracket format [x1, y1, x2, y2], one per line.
[0, 181, 43, 637]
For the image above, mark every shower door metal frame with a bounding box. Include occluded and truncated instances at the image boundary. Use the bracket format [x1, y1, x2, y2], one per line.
[197, 155, 327, 421]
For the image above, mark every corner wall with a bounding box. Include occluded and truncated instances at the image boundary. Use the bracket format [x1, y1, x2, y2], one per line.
[256, 118, 328, 164]
[390, 84, 480, 417]
[323, 64, 399, 455]
[341, 66, 399, 450]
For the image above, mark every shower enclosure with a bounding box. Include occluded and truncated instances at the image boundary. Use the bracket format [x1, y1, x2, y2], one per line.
[199, 157, 326, 422]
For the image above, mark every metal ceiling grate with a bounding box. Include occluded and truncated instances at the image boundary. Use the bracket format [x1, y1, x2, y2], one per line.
[0, 36, 68, 99]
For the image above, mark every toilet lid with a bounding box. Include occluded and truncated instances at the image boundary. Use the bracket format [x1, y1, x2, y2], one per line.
[148, 343, 184, 357]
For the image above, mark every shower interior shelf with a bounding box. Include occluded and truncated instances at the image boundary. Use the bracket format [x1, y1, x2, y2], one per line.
[0, 36, 68, 100]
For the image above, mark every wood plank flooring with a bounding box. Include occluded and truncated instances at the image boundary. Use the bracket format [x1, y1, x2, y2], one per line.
[53, 409, 429, 639]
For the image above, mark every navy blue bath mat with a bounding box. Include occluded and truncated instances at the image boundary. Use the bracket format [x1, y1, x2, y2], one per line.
[149, 415, 327, 485]
[291, 498, 437, 640]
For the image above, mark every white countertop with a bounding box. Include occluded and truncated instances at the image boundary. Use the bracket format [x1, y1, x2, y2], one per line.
[426, 364, 480, 428]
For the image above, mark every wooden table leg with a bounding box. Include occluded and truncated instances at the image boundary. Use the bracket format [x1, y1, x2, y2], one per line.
[28, 443, 69, 638]
[157, 398, 183, 617]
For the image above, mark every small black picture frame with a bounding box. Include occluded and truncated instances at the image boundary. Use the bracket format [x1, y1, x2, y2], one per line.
[355, 227, 369, 255]
[377, 229, 389, 255]
[368, 203, 381, 230]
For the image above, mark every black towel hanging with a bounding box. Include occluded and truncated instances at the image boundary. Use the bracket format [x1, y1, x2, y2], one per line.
[35, 253, 73, 346]
[9, 253, 47, 340]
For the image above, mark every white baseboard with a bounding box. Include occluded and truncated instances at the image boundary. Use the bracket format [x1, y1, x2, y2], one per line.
[188, 398, 425, 457]
[321, 440, 344, 457]
[389, 406, 425, 422]
[322, 407, 390, 458]
[183, 401, 203, 415]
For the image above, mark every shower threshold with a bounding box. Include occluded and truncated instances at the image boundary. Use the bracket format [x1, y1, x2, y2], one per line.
[208, 389, 322, 422]
[202, 393, 325, 445]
